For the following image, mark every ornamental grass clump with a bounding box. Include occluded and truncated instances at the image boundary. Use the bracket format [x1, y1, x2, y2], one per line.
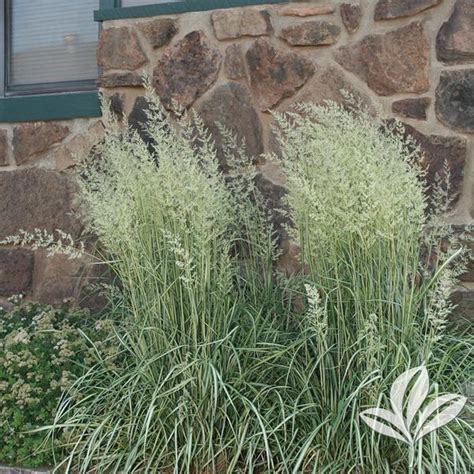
[44, 96, 472, 473]
[272, 101, 472, 472]
[48, 93, 296, 473]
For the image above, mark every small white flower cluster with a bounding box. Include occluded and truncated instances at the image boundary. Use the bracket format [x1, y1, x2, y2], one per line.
[0, 228, 85, 259]
[304, 284, 328, 342]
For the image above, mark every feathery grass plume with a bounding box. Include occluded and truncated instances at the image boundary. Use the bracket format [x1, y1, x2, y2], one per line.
[271, 100, 472, 472]
[0, 229, 85, 260]
[46, 91, 299, 473]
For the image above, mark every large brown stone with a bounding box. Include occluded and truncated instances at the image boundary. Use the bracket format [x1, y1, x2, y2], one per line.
[340, 3, 362, 33]
[374, 0, 441, 20]
[255, 168, 289, 243]
[108, 93, 125, 119]
[0, 130, 8, 166]
[0, 169, 82, 240]
[246, 39, 315, 110]
[335, 22, 430, 96]
[392, 97, 431, 120]
[0, 248, 34, 296]
[392, 121, 467, 207]
[97, 27, 147, 71]
[153, 31, 221, 110]
[437, 0, 474, 64]
[451, 288, 474, 328]
[78, 259, 112, 310]
[451, 226, 474, 283]
[435, 69, 474, 134]
[197, 82, 263, 167]
[55, 122, 105, 171]
[137, 18, 178, 48]
[280, 21, 340, 46]
[13, 122, 70, 165]
[211, 8, 272, 40]
[271, 65, 372, 157]
[97, 72, 144, 88]
[224, 44, 246, 80]
[32, 250, 90, 304]
[283, 64, 372, 111]
[127, 96, 171, 154]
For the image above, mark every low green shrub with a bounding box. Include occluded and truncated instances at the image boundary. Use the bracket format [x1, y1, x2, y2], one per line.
[0, 298, 118, 468]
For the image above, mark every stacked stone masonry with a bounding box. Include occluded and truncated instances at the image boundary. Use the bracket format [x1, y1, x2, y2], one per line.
[0, 0, 473, 321]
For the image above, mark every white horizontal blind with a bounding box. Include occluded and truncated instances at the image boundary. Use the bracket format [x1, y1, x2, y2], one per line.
[122, 0, 180, 6]
[9, 0, 99, 89]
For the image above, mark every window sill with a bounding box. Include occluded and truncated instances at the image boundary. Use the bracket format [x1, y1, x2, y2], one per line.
[95, 0, 288, 21]
[0, 91, 101, 123]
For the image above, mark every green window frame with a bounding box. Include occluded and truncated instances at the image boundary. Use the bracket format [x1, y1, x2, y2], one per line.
[0, 0, 102, 122]
[95, 0, 288, 21]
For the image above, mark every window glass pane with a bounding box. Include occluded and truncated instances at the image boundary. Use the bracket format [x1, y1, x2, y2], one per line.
[9, 0, 99, 89]
[122, 0, 180, 6]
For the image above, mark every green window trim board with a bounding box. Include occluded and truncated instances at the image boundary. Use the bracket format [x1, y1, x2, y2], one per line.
[0, 92, 102, 122]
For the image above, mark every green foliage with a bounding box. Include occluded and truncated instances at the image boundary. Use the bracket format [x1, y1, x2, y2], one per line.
[0, 299, 117, 468]
[43, 96, 472, 473]
[272, 101, 473, 472]
[49, 92, 295, 473]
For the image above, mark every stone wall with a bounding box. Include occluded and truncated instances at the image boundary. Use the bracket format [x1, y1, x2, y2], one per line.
[0, 118, 105, 305]
[0, 0, 473, 315]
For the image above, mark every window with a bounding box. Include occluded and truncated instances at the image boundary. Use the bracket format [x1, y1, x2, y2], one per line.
[2, 0, 100, 96]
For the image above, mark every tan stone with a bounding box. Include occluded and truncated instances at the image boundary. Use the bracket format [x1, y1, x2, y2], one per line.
[0, 130, 8, 166]
[276, 240, 304, 278]
[153, 31, 221, 110]
[55, 122, 105, 171]
[197, 82, 263, 167]
[374, 0, 441, 20]
[13, 122, 70, 165]
[390, 121, 467, 207]
[137, 18, 178, 48]
[279, 4, 335, 17]
[436, 0, 474, 64]
[335, 22, 430, 96]
[32, 250, 90, 305]
[255, 170, 290, 243]
[211, 8, 272, 40]
[340, 3, 362, 33]
[0, 168, 82, 240]
[224, 44, 246, 80]
[0, 248, 34, 296]
[280, 21, 340, 46]
[283, 64, 372, 111]
[435, 69, 474, 134]
[451, 288, 474, 328]
[97, 72, 144, 88]
[392, 97, 431, 120]
[246, 39, 315, 110]
[97, 27, 148, 71]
